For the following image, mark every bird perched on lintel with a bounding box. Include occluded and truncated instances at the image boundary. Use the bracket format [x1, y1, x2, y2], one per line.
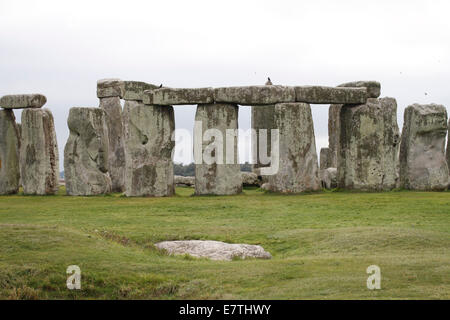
[265, 77, 273, 85]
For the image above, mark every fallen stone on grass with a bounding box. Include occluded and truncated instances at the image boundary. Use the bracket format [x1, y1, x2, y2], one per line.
[241, 171, 260, 186]
[261, 183, 271, 191]
[174, 175, 195, 187]
[320, 167, 337, 189]
[155, 240, 272, 261]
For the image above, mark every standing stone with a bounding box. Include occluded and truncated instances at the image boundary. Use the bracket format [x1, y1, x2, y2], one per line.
[400, 104, 448, 190]
[16, 123, 21, 140]
[99, 97, 125, 192]
[320, 147, 332, 170]
[267, 103, 320, 193]
[447, 119, 450, 177]
[328, 104, 342, 168]
[251, 104, 275, 172]
[194, 103, 242, 195]
[20, 109, 59, 195]
[338, 98, 400, 191]
[328, 81, 381, 169]
[17, 123, 22, 188]
[123, 101, 175, 197]
[64, 107, 112, 195]
[0, 110, 20, 194]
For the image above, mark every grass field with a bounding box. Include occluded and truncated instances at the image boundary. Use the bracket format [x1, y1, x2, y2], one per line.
[0, 187, 449, 300]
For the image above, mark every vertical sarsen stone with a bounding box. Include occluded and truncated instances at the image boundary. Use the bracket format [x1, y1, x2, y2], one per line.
[267, 103, 320, 193]
[0, 110, 20, 194]
[194, 103, 242, 195]
[320, 147, 332, 170]
[328, 104, 342, 168]
[64, 107, 112, 195]
[338, 98, 400, 191]
[447, 118, 450, 179]
[399, 104, 448, 190]
[251, 104, 275, 172]
[123, 101, 175, 197]
[20, 108, 59, 195]
[99, 96, 125, 192]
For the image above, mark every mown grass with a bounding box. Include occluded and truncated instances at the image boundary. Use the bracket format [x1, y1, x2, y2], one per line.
[0, 187, 449, 299]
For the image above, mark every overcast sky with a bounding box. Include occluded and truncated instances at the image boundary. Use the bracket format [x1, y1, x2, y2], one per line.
[1, 0, 449, 169]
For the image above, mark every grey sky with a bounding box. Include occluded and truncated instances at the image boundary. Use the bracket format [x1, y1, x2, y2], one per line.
[1, 0, 449, 169]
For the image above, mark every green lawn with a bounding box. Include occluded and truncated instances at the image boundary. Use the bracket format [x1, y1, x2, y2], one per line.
[0, 187, 449, 299]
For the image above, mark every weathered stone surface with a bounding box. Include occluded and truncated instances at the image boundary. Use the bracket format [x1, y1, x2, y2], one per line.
[320, 147, 332, 170]
[0, 94, 47, 109]
[338, 81, 381, 98]
[97, 78, 125, 98]
[175, 175, 195, 187]
[64, 107, 112, 195]
[155, 240, 272, 261]
[20, 109, 59, 195]
[267, 103, 321, 193]
[241, 172, 260, 186]
[320, 167, 337, 189]
[214, 86, 295, 105]
[0, 110, 20, 194]
[252, 167, 270, 185]
[123, 81, 158, 101]
[294, 86, 367, 104]
[123, 101, 175, 197]
[16, 123, 21, 140]
[447, 119, 450, 176]
[17, 123, 22, 188]
[338, 98, 400, 191]
[99, 97, 125, 192]
[143, 87, 214, 105]
[251, 104, 275, 172]
[328, 104, 342, 168]
[400, 104, 448, 190]
[194, 103, 242, 195]
[261, 183, 270, 191]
